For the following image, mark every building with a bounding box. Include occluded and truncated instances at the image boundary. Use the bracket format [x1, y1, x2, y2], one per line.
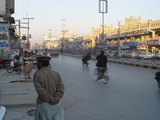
[45, 40, 59, 49]
[90, 16, 160, 51]
[0, 0, 15, 50]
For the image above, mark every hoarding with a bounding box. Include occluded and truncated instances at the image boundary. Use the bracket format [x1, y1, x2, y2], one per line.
[107, 29, 148, 39]
[0, 0, 6, 15]
[0, 23, 9, 44]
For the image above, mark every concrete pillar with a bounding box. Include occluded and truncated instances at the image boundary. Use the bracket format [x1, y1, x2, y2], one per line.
[141, 35, 144, 41]
[152, 31, 155, 39]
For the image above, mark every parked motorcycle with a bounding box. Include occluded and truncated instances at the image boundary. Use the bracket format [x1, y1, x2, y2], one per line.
[0, 59, 9, 67]
[6, 61, 22, 74]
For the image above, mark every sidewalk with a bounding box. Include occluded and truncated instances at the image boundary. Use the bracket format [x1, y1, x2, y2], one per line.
[0, 67, 75, 120]
[0, 69, 37, 120]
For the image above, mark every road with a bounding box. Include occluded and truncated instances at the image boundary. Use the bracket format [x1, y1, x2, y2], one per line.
[51, 55, 160, 120]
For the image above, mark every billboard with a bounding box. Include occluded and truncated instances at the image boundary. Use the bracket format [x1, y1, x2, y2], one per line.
[0, 23, 9, 44]
[0, 0, 6, 15]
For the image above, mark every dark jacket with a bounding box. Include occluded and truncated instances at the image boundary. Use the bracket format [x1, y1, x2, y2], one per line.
[96, 54, 107, 67]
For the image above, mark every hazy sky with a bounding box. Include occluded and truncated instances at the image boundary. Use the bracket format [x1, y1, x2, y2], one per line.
[13, 0, 160, 44]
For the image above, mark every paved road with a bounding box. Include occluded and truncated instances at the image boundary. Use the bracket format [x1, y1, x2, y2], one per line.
[51, 55, 160, 120]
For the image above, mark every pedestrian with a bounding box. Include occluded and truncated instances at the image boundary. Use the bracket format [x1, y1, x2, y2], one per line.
[33, 56, 65, 120]
[23, 57, 33, 79]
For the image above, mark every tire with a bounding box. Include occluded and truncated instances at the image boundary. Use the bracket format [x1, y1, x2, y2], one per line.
[86, 63, 88, 67]
[103, 71, 109, 85]
[17, 66, 22, 74]
[94, 68, 98, 76]
[6, 66, 14, 73]
[33, 63, 37, 69]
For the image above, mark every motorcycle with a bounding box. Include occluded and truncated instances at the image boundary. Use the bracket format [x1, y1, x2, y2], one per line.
[82, 57, 90, 67]
[0, 59, 9, 67]
[6, 61, 22, 74]
[155, 72, 160, 88]
[82, 60, 89, 67]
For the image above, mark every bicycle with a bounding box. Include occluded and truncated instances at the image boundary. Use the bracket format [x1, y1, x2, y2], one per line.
[94, 67, 110, 85]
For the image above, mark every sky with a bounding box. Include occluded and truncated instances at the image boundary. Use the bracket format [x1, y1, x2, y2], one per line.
[13, 0, 160, 45]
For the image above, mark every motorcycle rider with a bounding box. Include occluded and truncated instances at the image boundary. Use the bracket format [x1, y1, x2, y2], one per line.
[82, 51, 91, 65]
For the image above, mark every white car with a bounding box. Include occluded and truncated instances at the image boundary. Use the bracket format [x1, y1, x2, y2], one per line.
[138, 52, 153, 59]
[36, 50, 43, 57]
[131, 52, 139, 59]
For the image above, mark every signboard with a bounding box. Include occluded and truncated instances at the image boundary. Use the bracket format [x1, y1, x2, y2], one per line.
[147, 40, 159, 46]
[107, 29, 148, 39]
[99, 0, 108, 13]
[128, 42, 138, 46]
[0, 0, 6, 15]
[137, 45, 148, 49]
[0, 24, 9, 44]
[99, 33, 106, 45]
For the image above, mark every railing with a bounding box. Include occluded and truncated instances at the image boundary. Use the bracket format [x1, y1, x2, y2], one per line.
[62, 49, 160, 68]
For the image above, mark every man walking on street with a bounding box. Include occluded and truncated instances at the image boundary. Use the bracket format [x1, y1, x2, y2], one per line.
[33, 56, 65, 120]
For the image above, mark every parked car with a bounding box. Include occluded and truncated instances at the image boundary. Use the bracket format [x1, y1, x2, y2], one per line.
[108, 51, 116, 58]
[131, 52, 139, 59]
[36, 50, 43, 57]
[50, 51, 59, 57]
[120, 50, 131, 58]
[138, 52, 153, 59]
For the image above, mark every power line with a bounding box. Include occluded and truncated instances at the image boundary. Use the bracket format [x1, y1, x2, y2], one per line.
[23, 17, 34, 42]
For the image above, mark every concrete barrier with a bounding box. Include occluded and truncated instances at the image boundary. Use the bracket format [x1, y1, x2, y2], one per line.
[63, 54, 160, 70]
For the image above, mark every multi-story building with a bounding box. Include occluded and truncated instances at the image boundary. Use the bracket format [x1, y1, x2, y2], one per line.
[91, 16, 160, 51]
[0, 0, 15, 50]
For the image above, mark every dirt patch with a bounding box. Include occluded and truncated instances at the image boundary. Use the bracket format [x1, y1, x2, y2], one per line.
[10, 80, 33, 83]
[27, 109, 36, 116]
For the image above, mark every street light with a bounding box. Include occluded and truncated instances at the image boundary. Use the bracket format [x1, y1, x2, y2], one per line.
[99, 0, 108, 47]
[61, 19, 66, 48]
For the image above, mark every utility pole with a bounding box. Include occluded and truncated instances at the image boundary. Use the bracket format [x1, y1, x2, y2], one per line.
[99, 0, 108, 48]
[15, 20, 21, 49]
[117, 21, 121, 51]
[61, 19, 66, 48]
[23, 17, 34, 41]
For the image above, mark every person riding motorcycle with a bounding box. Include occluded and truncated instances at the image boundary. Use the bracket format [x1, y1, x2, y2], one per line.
[96, 51, 108, 79]
[82, 51, 91, 65]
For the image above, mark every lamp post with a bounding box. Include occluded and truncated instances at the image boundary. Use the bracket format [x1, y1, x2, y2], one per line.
[61, 19, 66, 49]
[117, 21, 121, 51]
[99, 0, 108, 47]
[15, 20, 21, 49]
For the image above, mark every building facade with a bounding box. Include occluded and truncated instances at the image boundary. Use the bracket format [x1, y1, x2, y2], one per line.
[89, 16, 160, 51]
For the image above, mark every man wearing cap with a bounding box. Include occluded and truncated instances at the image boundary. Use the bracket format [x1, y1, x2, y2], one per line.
[33, 56, 64, 120]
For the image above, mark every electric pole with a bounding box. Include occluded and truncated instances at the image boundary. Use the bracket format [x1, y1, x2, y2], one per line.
[15, 20, 21, 49]
[61, 19, 66, 48]
[118, 21, 121, 51]
[99, 0, 108, 48]
[23, 17, 34, 41]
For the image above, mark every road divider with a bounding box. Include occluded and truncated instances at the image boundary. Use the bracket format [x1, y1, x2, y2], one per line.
[63, 54, 160, 70]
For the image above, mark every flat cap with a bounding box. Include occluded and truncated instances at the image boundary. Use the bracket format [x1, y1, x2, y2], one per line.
[37, 56, 51, 61]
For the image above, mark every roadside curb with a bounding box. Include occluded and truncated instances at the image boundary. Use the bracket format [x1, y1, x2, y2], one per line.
[63, 54, 159, 70]
[108, 60, 160, 70]
[3, 103, 36, 107]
